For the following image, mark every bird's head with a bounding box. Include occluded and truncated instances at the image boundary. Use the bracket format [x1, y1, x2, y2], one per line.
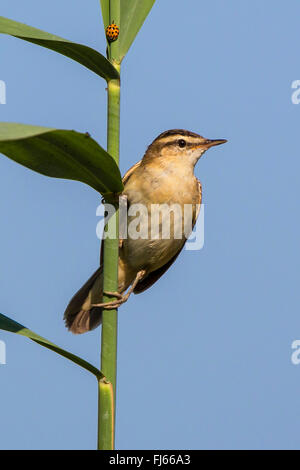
[144, 129, 227, 168]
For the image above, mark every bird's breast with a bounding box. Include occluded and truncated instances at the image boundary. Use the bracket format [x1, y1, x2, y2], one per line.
[124, 160, 198, 206]
[120, 161, 200, 272]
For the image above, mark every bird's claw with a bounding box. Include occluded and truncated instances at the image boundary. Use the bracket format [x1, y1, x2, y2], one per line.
[91, 292, 129, 310]
[91, 269, 146, 311]
[103, 290, 123, 300]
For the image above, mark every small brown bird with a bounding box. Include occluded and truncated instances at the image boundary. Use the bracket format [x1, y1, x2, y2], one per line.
[64, 129, 227, 334]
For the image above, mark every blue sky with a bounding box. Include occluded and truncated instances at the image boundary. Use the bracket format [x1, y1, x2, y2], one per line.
[0, 0, 300, 450]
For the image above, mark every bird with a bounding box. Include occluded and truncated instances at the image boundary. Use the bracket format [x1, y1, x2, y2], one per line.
[64, 129, 227, 334]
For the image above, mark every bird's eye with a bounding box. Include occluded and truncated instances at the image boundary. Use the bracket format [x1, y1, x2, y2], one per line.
[178, 139, 186, 148]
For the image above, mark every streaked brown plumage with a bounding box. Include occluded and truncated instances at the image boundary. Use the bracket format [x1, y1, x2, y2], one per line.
[64, 130, 227, 334]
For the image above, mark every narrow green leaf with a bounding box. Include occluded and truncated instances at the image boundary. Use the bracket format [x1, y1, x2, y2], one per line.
[0, 123, 123, 197]
[0, 16, 119, 80]
[107, 0, 121, 63]
[0, 313, 103, 379]
[100, 0, 110, 31]
[119, 0, 156, 61]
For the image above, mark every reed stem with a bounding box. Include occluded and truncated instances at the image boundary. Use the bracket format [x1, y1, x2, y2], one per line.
[98, 0, 121, 450]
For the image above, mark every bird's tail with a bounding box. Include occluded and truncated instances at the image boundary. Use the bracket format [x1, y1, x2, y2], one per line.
[64, 267, 104, 334]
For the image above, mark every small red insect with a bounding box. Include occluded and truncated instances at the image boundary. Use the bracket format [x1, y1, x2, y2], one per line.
[106, 23, 120, 42]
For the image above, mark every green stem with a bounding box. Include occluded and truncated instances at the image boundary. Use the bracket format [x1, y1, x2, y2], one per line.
[98, 0, 121, 450]
[98, 75, 120, 451]
[98, 378, 115, 449]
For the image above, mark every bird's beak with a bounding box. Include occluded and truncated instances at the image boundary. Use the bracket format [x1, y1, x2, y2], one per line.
[201, 139, 227, 149]
[192, 139, 227, 150]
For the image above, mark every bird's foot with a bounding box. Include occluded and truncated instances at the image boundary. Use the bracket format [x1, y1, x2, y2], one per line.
[103, 291, 123, 300]
[91, 270, 146, 310]
[91, 292, 127, 310]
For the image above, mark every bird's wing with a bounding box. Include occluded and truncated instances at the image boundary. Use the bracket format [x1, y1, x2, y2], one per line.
[133, 180, 202, 294]
[122, 159, 142, 185]
[100, 159, 143, 261]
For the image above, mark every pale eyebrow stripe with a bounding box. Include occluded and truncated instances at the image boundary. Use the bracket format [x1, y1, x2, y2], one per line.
[160, 137, 200, 147]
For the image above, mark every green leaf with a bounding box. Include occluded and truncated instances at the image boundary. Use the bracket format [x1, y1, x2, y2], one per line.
[0, 123, 123, 197]
[119, 0, 156, 61]
[100, 1, 110, 31]
[0, 16, 119, 81]
[0, 313, 103, 379]
[99, 1, 156, 62]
